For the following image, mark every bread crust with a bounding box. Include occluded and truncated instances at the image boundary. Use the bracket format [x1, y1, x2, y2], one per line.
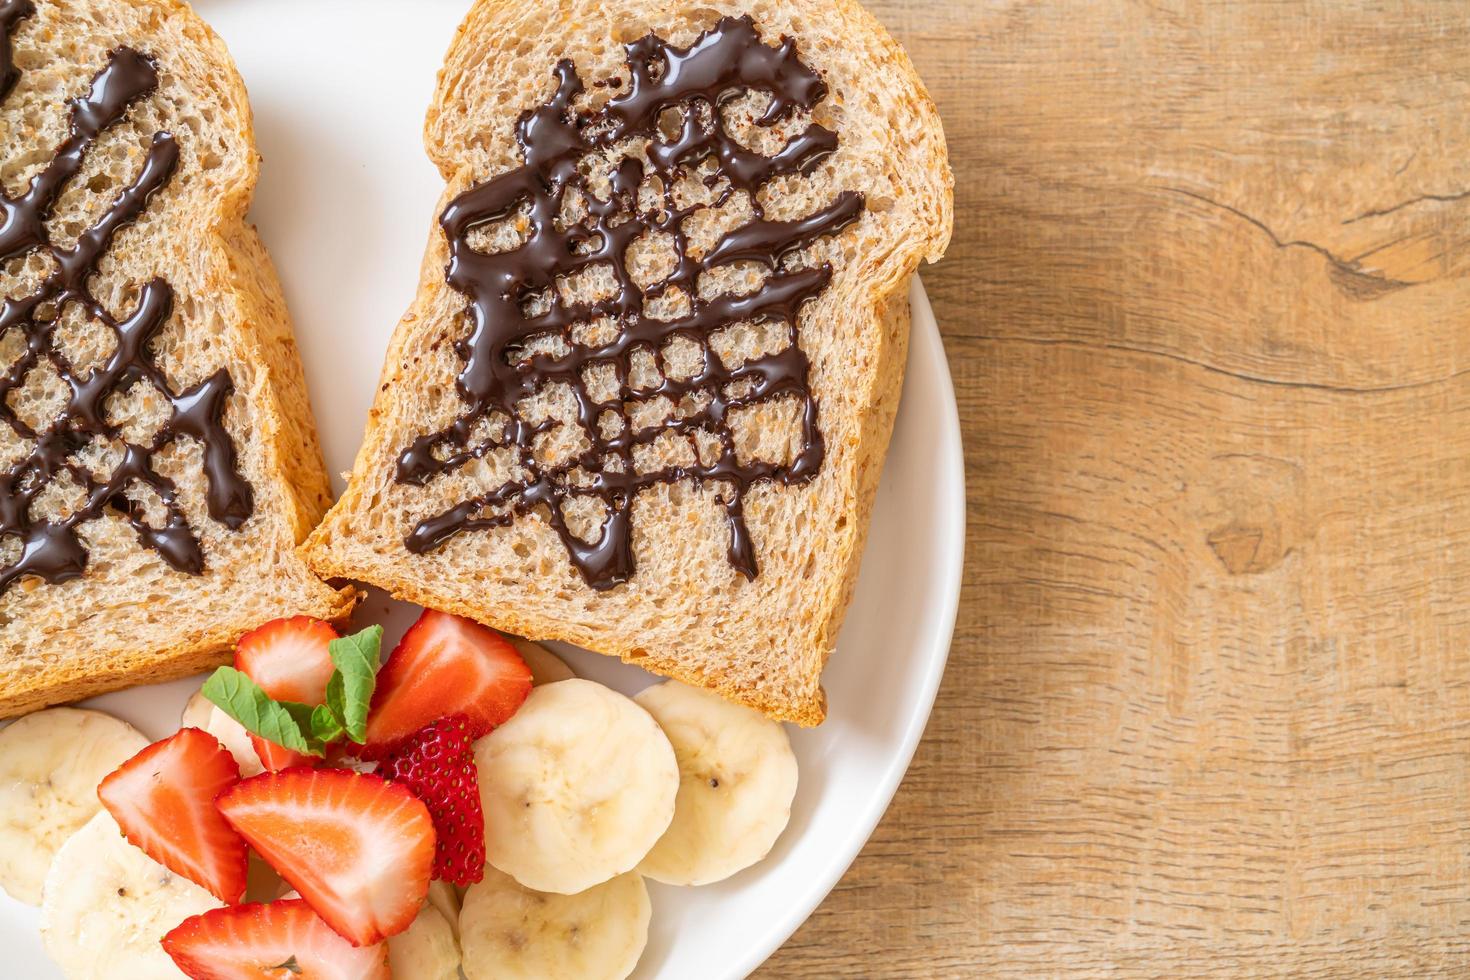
[302, 0, 952, 725]
[0, 0, 354, 717]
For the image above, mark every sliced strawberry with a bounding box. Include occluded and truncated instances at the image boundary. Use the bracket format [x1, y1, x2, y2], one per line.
[97, 728, 248, 904]
[249, 736, 317, 775]
[379, 714, 485, 886]
[162, 899, 389, 980]
[363, 610, 531, 755]
[216, 768, 434, 946]
[235, 616, 340, 699]
[235, 616, 339, 772]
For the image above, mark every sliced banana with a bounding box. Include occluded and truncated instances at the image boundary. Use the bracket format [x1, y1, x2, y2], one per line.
[40, 809, 222, 979]
[178, 690, 213, 730]
[179, 691, 263, 777]
[635, 681, 799, 885]
[459, 866, 649, 980]
[0, 707, 149, 904]
[427, 878, 462, 939]
[475, 679, 677, 894]
[388, 901, 461, 980]
[508, 637, 575, 686]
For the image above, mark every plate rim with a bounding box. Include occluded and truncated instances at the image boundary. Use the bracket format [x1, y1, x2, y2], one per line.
[725, 274, 964, 978]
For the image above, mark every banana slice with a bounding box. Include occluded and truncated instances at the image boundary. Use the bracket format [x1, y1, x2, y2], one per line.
[475, 679, 677, 894]
[0, 707, 149, 904]
[179, 691, 263, 777]
[178, 690, 212, 729]
[508, 638, 575, 686]
[292, 885, 460, 978]
[388, 901, 461, 980]
[40, 809, 221, 979]
[634, 681, 799, 885]
[459, 866, 649, 980]
[426, 879, 462, 939]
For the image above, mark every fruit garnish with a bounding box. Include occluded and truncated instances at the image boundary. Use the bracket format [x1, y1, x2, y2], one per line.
[634, 680, 799, 885]
[474, 679, 678, 894]
[235, 616, 340, 701]
[234, 616, 339, 771]
[0, 707, 149, 905]
[97, 728, 249, 904]
[41, 810, 222, 978]
[379, 714, 486, 886]
[459, 866, 651, 980]
[216, 768, 434, 947]
[162, 898, 389, 980]
[363, 610, 532, 755]
[202, 625, 384, 763]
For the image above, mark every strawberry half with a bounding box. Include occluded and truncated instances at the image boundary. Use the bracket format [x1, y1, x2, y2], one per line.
[163, 899, 389, 980]
[216, 768, 434, 946]
[97, 727, 248, 904]
[235, 616, 339, 772]
[379, 714, 486, 886]
[250, 737, 314, 776]
[362, 610, 531, 755]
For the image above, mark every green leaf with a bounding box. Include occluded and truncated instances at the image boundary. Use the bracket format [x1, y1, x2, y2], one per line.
[327, 625, 383, 744]
[201, 667, 321, 756]
[310, 703, 344, 744]
[325, 673, 347, 737]
[277, 701, 326, 755]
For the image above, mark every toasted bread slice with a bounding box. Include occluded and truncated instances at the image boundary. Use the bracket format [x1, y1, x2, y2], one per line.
[0, 0, 354, 717]
[302, 0, 951, 725]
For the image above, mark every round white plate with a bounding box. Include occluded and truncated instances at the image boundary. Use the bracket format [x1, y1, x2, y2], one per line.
[0, 3, 963, 977]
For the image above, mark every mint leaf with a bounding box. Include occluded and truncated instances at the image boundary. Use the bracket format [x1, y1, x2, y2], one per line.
[324, 674, 348, 738]
[327, 625, 382, 744]
[310, 704, 344, 744]
[278, 701, 325, 755]
[201, 667, 321, 756]
[201, 625, 384, 757]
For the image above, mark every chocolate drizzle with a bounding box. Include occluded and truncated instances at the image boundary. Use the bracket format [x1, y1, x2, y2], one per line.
[0, 19, 253, 594]
[400, 15, 862, 590]
[0, 0, 30, 102]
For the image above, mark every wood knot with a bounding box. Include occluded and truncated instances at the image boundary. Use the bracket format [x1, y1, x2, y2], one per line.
[1195, 454, 1306, 576]
[1206, 521, 1284, 575]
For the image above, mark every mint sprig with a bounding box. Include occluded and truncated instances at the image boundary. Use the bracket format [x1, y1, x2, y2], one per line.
[201, 668, 319, 756]
[310, 703, 344, 744]
[202, 625, 384, 757]
[327, 625, 382, 744]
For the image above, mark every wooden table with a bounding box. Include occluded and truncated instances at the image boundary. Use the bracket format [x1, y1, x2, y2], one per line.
[758, 1, 1470, 975]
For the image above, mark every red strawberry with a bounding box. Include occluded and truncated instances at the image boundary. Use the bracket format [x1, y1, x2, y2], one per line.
[162, 899, 389, 980]
[250, 737, 317, 776]
[363, 610, 531, 755]
[235, 616, 339, 772]
[216, 768, 434, 946]
[97, 728, 248, 904]
[379, 715, 485, 886]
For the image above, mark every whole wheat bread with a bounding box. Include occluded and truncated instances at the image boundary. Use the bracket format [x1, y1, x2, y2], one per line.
[302, 0, 951, 725]
[0, 0, 354, 717]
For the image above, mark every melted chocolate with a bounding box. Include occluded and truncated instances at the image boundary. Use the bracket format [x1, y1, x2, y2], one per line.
[0, 31, 253, 594]
[0, 0, 30, 102]
[399, 15, 862, 590]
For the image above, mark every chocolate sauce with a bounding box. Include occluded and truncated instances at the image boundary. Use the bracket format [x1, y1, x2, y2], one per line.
[0, 32, 253, 594]
[398, 15, 862, 589]
[0, 0, 30, 102]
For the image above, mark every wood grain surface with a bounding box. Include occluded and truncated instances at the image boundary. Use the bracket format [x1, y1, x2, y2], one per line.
[758, 1, 1470, 975]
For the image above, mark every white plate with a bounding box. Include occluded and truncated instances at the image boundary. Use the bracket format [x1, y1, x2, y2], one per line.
[0, 2, 964, 977]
